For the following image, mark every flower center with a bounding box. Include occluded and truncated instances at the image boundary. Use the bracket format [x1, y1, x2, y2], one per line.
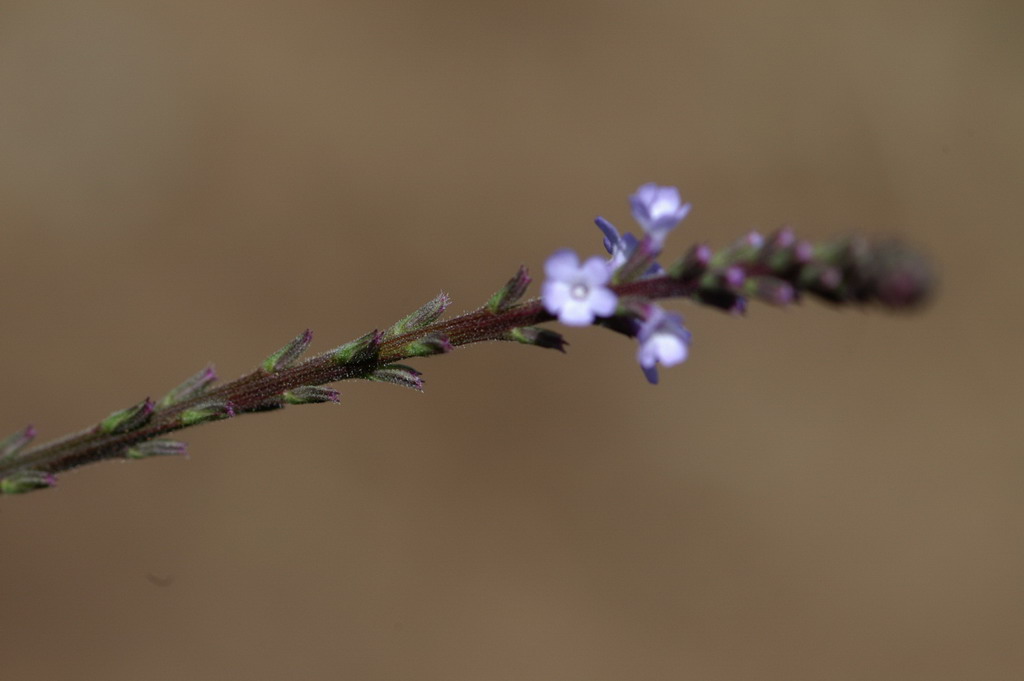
[570, 283, 590, 300]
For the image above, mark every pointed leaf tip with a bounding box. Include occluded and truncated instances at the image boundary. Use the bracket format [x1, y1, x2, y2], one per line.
[367, 364, 424, 392]
[126, 439, 188, 460]
[283, 386, 341, 405]
[487, 266, 532, 313]
[179, 400, 235, 427]
[99, 398, 155, 434]
[385, 293, 451, 339]
[503, 327, 567, 352]
[400, 332, 453, 358]
[332, 330, 383, 365]
[159, 365, 217, 407]
[262, 329, 314, 372]
[0, 470, 57, 495]
[0, 424, 36, 461]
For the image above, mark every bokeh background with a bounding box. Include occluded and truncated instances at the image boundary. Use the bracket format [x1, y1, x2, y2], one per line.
[1, 1, 1021, 679]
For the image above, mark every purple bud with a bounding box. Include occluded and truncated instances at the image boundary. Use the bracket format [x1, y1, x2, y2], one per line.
[820, 267, 843, 289]
[794, 241, 815, 264]
[667, 244, 712, 281]
[768, 227, 797, 250]
[723, 265, 746, 289]
[594, 216, 621, 255]
[749, 276, 797, 306]
[743, 231, 765, 248]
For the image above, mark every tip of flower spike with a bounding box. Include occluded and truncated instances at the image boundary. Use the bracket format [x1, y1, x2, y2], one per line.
[799, 237, 934, 309]
[865, 241, 934, 309]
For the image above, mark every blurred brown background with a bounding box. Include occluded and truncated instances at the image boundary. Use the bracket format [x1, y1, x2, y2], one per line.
[1, 1, 1021, 679]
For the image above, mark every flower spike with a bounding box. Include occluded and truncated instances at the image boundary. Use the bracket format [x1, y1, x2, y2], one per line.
[0, 181, 933, 495]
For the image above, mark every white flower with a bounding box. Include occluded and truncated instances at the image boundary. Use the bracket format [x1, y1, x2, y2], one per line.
[636, 305, 691, 383]
[541, 249, 618, 326]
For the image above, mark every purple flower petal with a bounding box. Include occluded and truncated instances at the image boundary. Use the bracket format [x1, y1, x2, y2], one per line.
[629, 183, 692, 244]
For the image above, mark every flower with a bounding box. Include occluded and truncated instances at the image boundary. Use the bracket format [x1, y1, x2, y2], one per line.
[636, 305, 691, 384]
[629, 183, 691, 245]
[542, 249, 618, 326]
